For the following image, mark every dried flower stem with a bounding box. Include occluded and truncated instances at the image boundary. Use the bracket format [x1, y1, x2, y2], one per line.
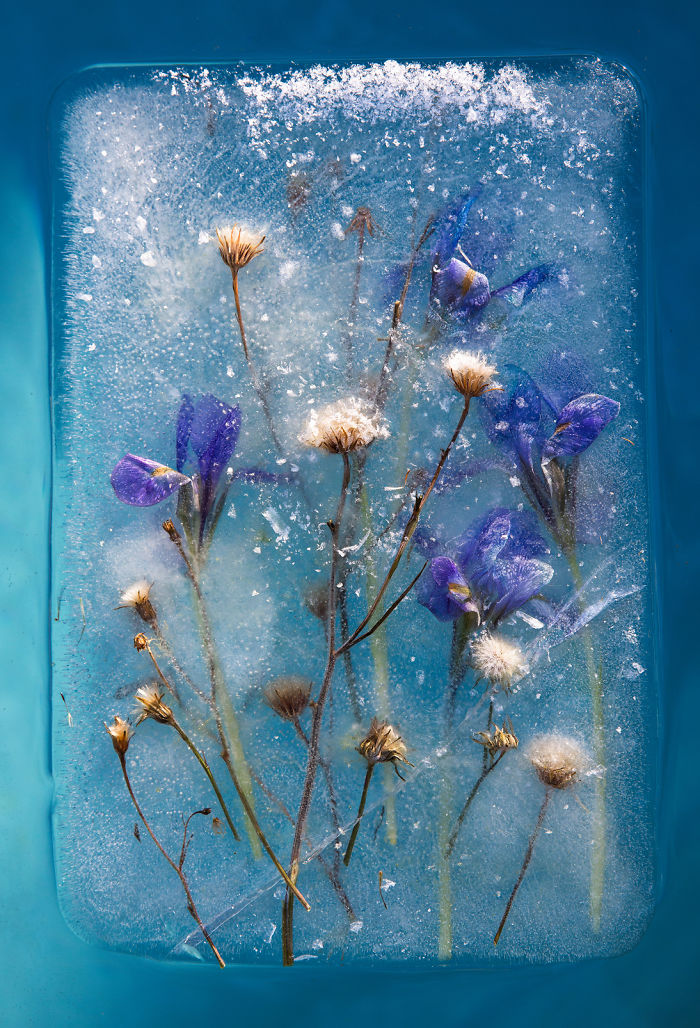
[117, 753, 225, 968]
[339, 398, 470, 655]
[142, 638, 182, 704]
[494, 789, 552, 946]
[165, 523, 308, 907]
[446, 752, 506, 858]
[343, 764, 374, 867]
[170, 720, 241, 842]
[282, 451, 351, 966]
[151, 625, 208, 704]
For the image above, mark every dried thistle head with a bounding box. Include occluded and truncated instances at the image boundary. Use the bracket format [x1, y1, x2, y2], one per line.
[117, 580, 157, 627]
[105, 715, 133, 756]
[443, 350, 498, 400]
[299, 397, 389, 454]
[528, 734, 589, 790]
[471, 632, 527, 694]
[133, 632, 149, 653]
[473, 718, 519, 755]
[345, 205, 378, 238]
[216, 225, 265, 275]
[134, 683, 174, 726]
[264, 676, 312, 722]
[304, 581, 329, 622]
[357, 719, 411, 771]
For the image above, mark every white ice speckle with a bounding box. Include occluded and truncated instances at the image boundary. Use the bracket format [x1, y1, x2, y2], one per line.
[135, 215, 147, 233]
[279, 260, 298, 282]
[350, 153, 362, 164]
[330, 221, 345, 240]
[349, 920, 363, 933]
[140, 251, 157, 267]
[262, 507, 290, 544]
[198, 229, 212, 245]
[76, 293, 92, 302]
[91, 255, 102, 268]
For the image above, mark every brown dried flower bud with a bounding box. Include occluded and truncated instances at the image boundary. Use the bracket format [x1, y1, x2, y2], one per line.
[117, 580, 157, 628]
[357, 718, 411, 770]
[473, 718, 519, 755]
[212, 816, 224, 835]
[216, 225, 265, 274]
[162, 519, 180, 542]
[264, 676, 312, 722]
[105, 715, 133, 756]
[528, 734, 589, 791]
[134, 683, 174, 726]
[304, 581, 329, 622]
[133, 633, 149, 652]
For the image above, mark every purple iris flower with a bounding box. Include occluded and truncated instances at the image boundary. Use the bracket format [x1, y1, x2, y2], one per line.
[481, 361, 620, 552]
[416, 508, 553, 625]
[429, 192, 558, 322]
[111, 393, 257, 549]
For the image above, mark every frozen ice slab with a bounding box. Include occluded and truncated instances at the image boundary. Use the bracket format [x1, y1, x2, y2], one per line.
[51, 59, 656, 967]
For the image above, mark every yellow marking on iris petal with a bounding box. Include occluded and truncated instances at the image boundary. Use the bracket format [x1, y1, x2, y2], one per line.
[553, 421, 571, 436]
[448, 582, 472, 600]
[150, 464, 175, 477]
[459, 265, 478, 296]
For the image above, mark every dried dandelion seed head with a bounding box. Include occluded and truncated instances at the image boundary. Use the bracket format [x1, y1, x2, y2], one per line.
[264, 676, 312, 722]
[105, 715, 133, 756]
[133, 632, 149, 652]
[300, 397, 390, 454]
[528, 734, 589, 790]
[357, 718, 411, 768]
[471, 632, 527, 693]
[118, 580, 157, 627]
[473, 719, 519, 755]
[443, 350, 498, 400]
[134, 683, 174, 726]
[216, 225, 265, 274]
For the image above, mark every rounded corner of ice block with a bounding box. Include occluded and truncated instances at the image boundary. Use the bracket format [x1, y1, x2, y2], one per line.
[592, 56, 649, 114]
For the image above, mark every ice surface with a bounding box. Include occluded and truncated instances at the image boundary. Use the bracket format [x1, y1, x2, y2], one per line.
[51, 59, 655, 967]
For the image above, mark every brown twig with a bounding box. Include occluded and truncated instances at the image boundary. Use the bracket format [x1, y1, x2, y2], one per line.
[117, 754, 225, 968]
[494, 789, 552, 945]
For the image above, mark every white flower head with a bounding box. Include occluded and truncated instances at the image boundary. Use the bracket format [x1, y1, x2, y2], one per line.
[527, 734, 590, 790]
[300, 396, 390, 454]
[105, 715, 133, 756]
[117, 581, 157, 627]
[471, 632, 527, 693]
[134, 683, 174, 725]
[443, 349, 498, 399]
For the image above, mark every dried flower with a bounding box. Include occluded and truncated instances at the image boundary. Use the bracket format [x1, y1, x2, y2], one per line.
[357, 718, 411, 770]
[117, 580, 157, 627]
[212, 816, 224, 835]
[443, 350, 498, 399]
[134, 683, 174, 726]
[473, 718, 519, 754]
[304, 581, 329, 622]
[216, 225, 265, 275]
[133, 632, 149, 652]
[471, 632, 527, 693]
[300, 397, 389, 454]
[162, 519, 180, 542]
[528, 734, 589, 790]
[105, 715, 133, 756]
[265, 676, 312, 722]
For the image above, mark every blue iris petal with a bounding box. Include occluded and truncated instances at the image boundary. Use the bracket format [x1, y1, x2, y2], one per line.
[490, 263, 556, 307]
[416, 557, 475, 622]
[432, 192, 478, 266]
[188, 394, 242, 488]
[111, 454, 189, 507]
[543, 393, 620, 460]
[176, 395, 194, 473]
[486, 556, 554, 623]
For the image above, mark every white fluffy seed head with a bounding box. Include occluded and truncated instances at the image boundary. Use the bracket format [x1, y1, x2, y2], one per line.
[119, 581, 152, 607]
[299, 396, 390, 454]
[443, 349, 498, 399]
[134, 683, 174, 725]
[471, 632, 527, 692]
[527, 734, 590, 790]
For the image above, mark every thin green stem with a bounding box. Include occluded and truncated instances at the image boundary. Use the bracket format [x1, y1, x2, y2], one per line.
[343, 764, 375, 867]
[172, 720, 241, 842]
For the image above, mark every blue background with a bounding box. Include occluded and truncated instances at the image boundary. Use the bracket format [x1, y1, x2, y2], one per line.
[1, 3, 697, 1025]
